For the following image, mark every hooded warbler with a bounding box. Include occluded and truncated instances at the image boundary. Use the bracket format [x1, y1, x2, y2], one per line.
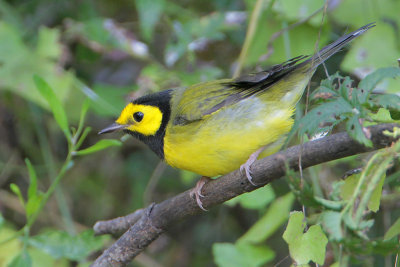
[100, 23, 374, 210]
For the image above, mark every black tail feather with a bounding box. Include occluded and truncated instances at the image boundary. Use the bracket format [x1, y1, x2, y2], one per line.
[304, 22, 376, 69]
[229, 23, 375, 91]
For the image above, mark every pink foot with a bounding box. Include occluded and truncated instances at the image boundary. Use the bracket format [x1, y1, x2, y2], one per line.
[190, 176, 211, 211]
[240, 147, 265, 186]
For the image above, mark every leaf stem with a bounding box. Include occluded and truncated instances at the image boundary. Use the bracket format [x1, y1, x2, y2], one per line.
[233, 0, 274, 78]
[340, 152, 379, 218]
[72, 99, 90, 146]
[75, 127, 92, 150]
[26, 151, 73, 228]
[354, 157, 391, 225]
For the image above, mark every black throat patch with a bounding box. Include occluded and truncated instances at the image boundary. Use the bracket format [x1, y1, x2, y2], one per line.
[124, 89, 172, 159]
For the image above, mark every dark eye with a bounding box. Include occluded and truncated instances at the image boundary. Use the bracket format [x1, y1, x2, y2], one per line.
[133, 111, 144, 122]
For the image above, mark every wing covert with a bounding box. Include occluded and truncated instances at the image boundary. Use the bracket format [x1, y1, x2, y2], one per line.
[171, 55, 308, 125]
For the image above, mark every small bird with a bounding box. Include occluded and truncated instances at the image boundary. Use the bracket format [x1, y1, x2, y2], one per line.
[99, 23, 374, 210]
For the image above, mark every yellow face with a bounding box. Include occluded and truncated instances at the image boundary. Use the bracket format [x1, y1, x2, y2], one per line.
[116, 103, 163, 136]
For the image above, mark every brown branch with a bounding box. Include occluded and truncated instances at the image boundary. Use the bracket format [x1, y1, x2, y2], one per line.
[93, 208, 144, 236]
[92, 123, 399, 267]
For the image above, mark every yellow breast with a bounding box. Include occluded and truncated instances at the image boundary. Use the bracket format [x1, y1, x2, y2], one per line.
[163, 97, 294, 177]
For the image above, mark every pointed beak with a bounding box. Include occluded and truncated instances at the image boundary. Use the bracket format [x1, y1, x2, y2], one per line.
[98, 123, 127, 135]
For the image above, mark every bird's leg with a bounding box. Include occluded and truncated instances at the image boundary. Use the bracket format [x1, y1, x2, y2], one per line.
[240, 146, 266, 186]
[190, 176, 211, 211]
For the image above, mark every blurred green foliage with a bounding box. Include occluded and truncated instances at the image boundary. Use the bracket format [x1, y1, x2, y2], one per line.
[0, 0, 400, 266]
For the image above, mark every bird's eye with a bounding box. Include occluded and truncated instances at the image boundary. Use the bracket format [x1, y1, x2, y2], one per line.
[133, 111, 144, 122]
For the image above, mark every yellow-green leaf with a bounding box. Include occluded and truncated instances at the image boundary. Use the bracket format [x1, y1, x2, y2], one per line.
[10, 183, 25, 208]
[384, 217, 400, 240]
[135, 0, 165, 41]
[368, 173, 385, 212]
[340, 173, 385, 212]
[212, 242, 274, 267]
[28, 230, 107, 261]
[74, 139, 122, 156]
[8, 250, 31, 267]
[226, 185, 275, 210]
[25, 159, 37, 200]
[33, 75, 70, 139]
[283, 211, 328, 265]
[321, 211, 343, 241]
[239, 192, 294, 243]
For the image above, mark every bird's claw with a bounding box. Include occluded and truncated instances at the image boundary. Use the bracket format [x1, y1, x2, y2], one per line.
[240, 163, 257, 186]
[240, 147, 265, 186]
[190, 177, 210, 211]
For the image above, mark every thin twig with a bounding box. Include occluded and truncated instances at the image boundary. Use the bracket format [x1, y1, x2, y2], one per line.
[299, 0, 331, 233]
[94, 208, 144, 236]
[260, 6, 325, 63]
[234, 0, 274, 77]
[274, 255, 290, 267]
[143, 161, 167, 205]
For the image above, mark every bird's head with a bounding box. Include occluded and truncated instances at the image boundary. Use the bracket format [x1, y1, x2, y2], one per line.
[99, 102, 163, 136]
[98, 90, 172, 158]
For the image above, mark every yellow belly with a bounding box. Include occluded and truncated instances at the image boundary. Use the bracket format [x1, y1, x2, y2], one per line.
[163, 98, 294, 177]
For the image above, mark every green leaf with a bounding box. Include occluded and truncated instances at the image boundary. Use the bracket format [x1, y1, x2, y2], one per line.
[25, 195, 43, 220]
[0, 1, 24, 30]
[339, 76, 355, 101]
[213, 242, 274, 267]
[0, 23, 75, 111]
[28, 230, 107, 261]
[331, 0, 400, 28]
[74, 139, 122, 156]
[226, 185, 275, 210]
[357, 67, 400, 107]
[74, 98, 92, 147]
[239, 193, 294, 243]
[345, 115, 372, 147]
[10, 183, 25, 208]
[320, 211, 343, 241]
[311, 72, 343, 99]
[26, 247, 69, 267]
[384, 217, 400, 240]
[358, 67, 400, 101]
[135, 0, 165, 41]
[368, 173, 385, 212]
[299, 98, 352, 136]
[244, 15, 329, 67]
[389, 109, 400, 121]
[340, 22, 400, 74]
[283, 211, 328, 265]
[0, 225, 21, 265]
[25, 159, 37, 200]
[236, 243, 275, 266]
[33, 75, 70, 139]
[282, 211, 305, 244]
[25, 158, 44, 218]
[272, 0, 325, 26]
[340, 172, 385, 213]
[313, 196, 344, 210]
[8, 250, 31, 267]
[20, 158, 43, 220]
[79, 98, 91, 127]
[340, 173, 360, 201]
[369, 108, 398, 123]
[82, 83, 128, 117]
[370, 94, 400, 119]
[300, 226, 328, 264]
